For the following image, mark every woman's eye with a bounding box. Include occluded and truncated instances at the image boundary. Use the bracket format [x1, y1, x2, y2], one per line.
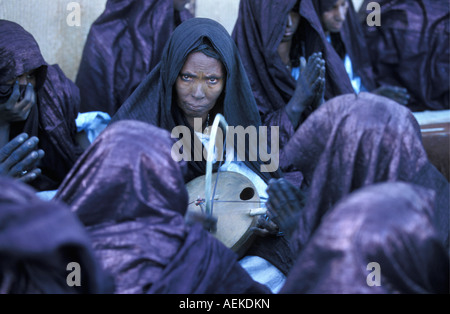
[180, 75, 191, 81]
[208, 78, 218, 84]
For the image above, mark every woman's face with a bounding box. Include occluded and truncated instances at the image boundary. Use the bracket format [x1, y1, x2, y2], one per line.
[282, 11, 301, 42]
[321, 0, 349, 33]
[4, 71, 36, 89]
[175, 51, 225, 123]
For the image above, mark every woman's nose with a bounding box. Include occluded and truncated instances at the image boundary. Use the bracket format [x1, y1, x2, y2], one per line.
[192, 82, 206, 99]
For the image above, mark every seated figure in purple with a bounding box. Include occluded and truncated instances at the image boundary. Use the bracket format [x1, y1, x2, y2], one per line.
[54, 120, 272, 294]
[313, 0, 410, 105]
[262, 92, 449, 293]
[0, 20, 85, 192]
[0, 175, 112, 294]
[111, 17, 298, 292]
[359, 0, 449, 111]
[76, 0, 193, 116]
[280, 92, 449, 252]
[232, 0, 330, 135]
[280, 182, 449, 294]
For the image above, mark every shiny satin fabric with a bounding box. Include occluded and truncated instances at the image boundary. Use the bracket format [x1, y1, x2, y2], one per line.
[0, 20, 84, 191]
[0, 20, 47, 90]
[281, 182, 449, 294]
[313, 0, 377, 91]
[231, 0, 354, 120]
[281, 92, 449, 253]
[55, 120, 270, 294]
[361, 0, 449, 111]
[111, 17, 279, 184]
[75, 0, 192, 116]
[0, 176, 112, 294]
[111, 17, 294, 274]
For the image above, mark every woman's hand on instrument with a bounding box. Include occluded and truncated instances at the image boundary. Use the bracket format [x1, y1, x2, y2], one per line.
[264, 178, 306, 239]
[0, 133, 45, 183]
[185, 211, 218, 232]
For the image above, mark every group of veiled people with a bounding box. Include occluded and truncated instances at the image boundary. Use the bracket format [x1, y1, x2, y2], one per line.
[0, 0, 448, 294]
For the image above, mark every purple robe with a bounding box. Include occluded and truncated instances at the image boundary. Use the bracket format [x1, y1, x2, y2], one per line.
[54, 120, 271, 294]
[111, 17, 295, 275]
[281, 92, 449, 253]
[360, 0, 449, 111]
[76, 0, 192, 116]
[314, 0, 377, 91]
[281, 182, 449, 294]
[0, 175, 111, 293]
[0, 20, 84, 191]
[231, 0, 354, 123]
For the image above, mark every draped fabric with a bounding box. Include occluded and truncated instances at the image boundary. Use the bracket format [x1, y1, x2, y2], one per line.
[299, 0, 355, 99]
[231, 0, 355, 161]
[314, 0, 377, 91]
[360, 0, 449, 111]
[231, 0, 299, 116]
[75, 0, 192, 116]
[280, 182, 449, 294]
[112, 17, 280, 184]
[0, 176, 112, 294]
[111, 17, 293, 276]
[231, 0, 354, 122]
[281, 92, 449, 253]
[0, 20, 84, 191]
[55, 120, 270, 294]
[0, 20, 47, 91]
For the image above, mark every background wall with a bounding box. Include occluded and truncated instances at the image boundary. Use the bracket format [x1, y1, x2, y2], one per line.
[0, 0, 107, 82]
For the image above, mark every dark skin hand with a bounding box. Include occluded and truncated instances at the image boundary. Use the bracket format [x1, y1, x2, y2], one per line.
[285, 52, 326, 129]
[0, 134, 45, 183]
[252, 178, 306, 239]
[185, 210, 218, 233]
[372, 84, 410, 106]
[0, 82, 36, 122]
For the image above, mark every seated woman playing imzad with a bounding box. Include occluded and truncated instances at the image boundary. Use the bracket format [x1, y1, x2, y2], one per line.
[59, 17, 309, 293]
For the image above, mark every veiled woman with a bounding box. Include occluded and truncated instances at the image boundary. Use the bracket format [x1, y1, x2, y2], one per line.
[280, 92, 449, 253]
[232, 0, 353, 133]
[113, 17, 297, 291]
[280, 182, 449, 294]
[76, 0, 193, 116]
[54, 120, 272, 294]
[0, 20, 84, 191]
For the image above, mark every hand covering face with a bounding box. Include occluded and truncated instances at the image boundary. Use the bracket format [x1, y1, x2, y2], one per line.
[0, 20, 84, 191]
